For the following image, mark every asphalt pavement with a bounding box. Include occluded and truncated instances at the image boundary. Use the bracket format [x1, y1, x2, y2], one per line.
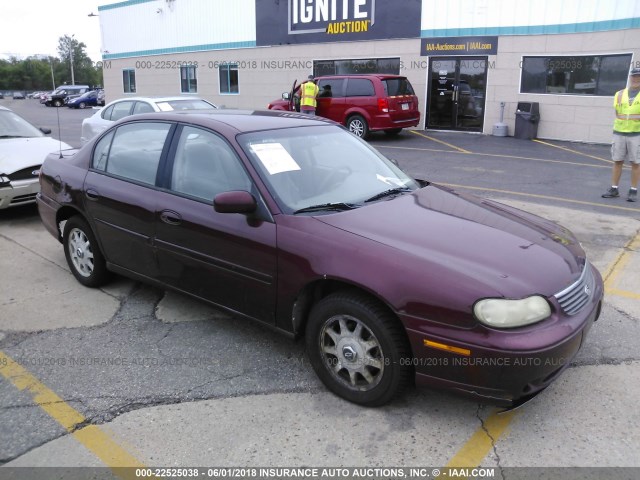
[1, 98, 639, 478]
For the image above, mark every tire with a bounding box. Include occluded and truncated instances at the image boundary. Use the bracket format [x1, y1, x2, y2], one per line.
[384, 128, 403, 136]
[53, 99, 62, 107]
[346, 115, 369, 139]
[305, 292, 412, 406]
[78, 102, 86, 109]
[63, 216, 110, 288]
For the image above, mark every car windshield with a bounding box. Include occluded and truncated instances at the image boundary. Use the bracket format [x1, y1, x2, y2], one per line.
[0, 110, 44, 138]
[238, 125, 419, 214]
[155, 99, 217, 111]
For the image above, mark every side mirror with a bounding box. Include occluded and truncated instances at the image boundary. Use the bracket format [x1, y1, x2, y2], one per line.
[214, 190, 257, 214]
[282, 92, 290, 100]
[40, 127, 52, 135]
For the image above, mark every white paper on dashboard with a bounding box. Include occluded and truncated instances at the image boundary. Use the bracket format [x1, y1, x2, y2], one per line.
[250, 143, 301, 175]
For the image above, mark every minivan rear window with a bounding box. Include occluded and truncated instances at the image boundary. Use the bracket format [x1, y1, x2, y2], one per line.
[383, 78, 415, 96]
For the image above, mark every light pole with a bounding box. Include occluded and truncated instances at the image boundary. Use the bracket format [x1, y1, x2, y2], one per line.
[68, 34, 75, 85]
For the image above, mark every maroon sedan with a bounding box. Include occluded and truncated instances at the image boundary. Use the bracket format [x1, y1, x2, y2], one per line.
[37, 110, 603, 407]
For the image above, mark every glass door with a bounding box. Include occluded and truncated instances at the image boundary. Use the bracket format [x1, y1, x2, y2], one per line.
[427, 57, 488, 131]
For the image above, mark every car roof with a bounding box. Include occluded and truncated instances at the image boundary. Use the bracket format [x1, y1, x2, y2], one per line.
[0, 106, 9, 111]
[120, 109, 336, 133]
[107, 96, 212, 103]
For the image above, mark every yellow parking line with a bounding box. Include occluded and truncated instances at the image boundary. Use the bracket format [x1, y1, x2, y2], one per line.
[446, 409, 517, 468]
[533, 139, 612, 164]
[410, 130, 472, 153]
[441, 183, 640, 213]
[0, 350, 146, 478]
[602, 229, 640, 299]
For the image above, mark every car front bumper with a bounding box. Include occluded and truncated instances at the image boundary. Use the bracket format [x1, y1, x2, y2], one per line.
[405, 264, 604, 406]
[0, 179, 40, 209]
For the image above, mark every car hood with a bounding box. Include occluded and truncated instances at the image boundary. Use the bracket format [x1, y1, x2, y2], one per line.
[315, 184, 585, 298]
[0, 137, 73, 174]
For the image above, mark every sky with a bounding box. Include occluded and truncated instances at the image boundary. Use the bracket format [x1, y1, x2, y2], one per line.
[0, 0, 115, 62]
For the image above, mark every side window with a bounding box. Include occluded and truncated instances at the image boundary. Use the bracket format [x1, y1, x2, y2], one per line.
[104, 123, 172, 185]
[133, 102, 155, 114]
[170, 126, 251, 202]
[345, 78, 375, 97]
[101, 104, 114, 120]
[92, 131, 115, 171]
[110, 101, 135, 121]
[317, 78, 345, 98]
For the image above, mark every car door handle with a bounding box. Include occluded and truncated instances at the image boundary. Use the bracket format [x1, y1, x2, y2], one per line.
[160, 210, 182, 226]
[85, 188, 100, 201]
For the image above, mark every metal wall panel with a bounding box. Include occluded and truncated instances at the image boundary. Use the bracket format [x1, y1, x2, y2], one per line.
[421, 0, 640, 35]
[99, 0, 256, 59]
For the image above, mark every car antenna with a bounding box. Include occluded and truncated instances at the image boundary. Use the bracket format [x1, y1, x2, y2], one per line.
[56, 102, 63, 159]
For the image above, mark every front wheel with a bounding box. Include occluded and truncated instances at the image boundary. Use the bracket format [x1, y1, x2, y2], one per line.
[78, 102, 86, 109]
[63, 216, 110, 287]
[53, 99, 63, 107]
[346, 115, 369, 139]
[305, 292, 412, 406]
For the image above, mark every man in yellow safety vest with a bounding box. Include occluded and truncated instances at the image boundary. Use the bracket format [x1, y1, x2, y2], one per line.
[300, 75, 319, 115]
[602, 67, 640, 202]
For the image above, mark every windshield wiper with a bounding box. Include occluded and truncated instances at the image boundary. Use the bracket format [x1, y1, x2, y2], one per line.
[364, 187, 413, 203]
[293, 202, 359, 214]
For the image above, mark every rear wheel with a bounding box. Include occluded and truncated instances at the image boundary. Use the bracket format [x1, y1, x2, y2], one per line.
[63, 216, 110, 288]
[346, 115, 369, 139]
[305, 292, 412, 406]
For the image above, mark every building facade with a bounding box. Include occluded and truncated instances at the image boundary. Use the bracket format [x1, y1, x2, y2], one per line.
[98, 0, 640, 143]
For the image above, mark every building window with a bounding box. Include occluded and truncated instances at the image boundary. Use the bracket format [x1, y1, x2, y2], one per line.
[314, 58, 400, 76]
[521, 54, 632, 96]
[219, 63, 239, 94]
[123, 69, 136, 93]
[180, 65, 198, 93]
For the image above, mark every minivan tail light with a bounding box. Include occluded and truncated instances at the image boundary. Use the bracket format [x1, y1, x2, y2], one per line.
[378, 98, 389, 113]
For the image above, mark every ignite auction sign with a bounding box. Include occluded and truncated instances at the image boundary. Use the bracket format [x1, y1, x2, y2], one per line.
[256, 0, 421, 45]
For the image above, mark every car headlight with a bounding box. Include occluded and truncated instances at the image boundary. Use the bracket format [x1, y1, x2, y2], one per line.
[473, 296, 551, 328]
[0, 175, 10, 188]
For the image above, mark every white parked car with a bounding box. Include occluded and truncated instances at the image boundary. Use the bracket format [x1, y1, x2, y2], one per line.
[0, 106, 72, 209]
[80, 96, 217, 145]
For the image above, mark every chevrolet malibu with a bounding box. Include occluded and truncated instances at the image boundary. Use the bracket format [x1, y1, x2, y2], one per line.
[37, 110, 603, 407]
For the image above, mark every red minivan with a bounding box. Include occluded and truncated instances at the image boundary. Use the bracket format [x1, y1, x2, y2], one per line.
[268, 74, 420, 139]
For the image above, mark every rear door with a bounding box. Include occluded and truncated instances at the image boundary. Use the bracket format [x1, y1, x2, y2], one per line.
[84, 121, 174, 278]
[316, 77, 346, 122]
[344, 78, 376, 123]
[382, 77, 419, 122]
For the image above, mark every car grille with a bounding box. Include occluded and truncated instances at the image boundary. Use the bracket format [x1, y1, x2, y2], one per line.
[554, 264, 595, 316]
[8, 166, 40, 181]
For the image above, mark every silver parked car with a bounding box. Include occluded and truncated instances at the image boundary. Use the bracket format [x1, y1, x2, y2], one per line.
[80, 96, 217, 145]
[0, 106, 72, 209]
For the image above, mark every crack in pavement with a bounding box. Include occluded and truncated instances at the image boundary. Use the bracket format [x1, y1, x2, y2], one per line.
[475, 404, 506, 480]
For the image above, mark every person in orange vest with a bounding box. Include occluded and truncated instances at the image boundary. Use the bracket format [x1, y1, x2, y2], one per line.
[300, 75, 319, 115]
[602, 67, 640, 202]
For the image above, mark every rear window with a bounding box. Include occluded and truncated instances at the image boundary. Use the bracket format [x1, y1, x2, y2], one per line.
[383, 78, 415, 96]
[345, 79, 375, 97]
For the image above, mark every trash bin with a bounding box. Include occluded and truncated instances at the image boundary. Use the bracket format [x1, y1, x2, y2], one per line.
[514, 102, 540, 139]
